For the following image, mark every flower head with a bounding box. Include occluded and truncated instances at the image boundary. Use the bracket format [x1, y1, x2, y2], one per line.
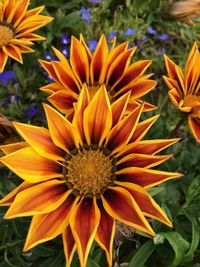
[80, 7, 92, 25]
[147, 26, 157, 35]
[0, 86, 181, 267]
[107, 31, 117, 41]
[39, 34, 157, 117]
[157, 34, 169, 41]
[0, 0, 53, 72]
[88, 39, 98, 51]
[163, 42, 200, 141]
[121, 28, 136, 37]
[0, 70, 15, 86]
[61, 34, 70, 45]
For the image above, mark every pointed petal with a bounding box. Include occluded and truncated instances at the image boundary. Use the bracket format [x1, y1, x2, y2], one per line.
[70, 36, 89, 84]
[13, 122, 64, 161]
[39, 60, 60, 83]
[106, 104, 143, 154]
[23, 194, 78, 251]
[0, 49, 8, 73]
[80, 34, 92, 62]
[0, 142, 27, 155]
[116, 182, 172, 227]
[2, 44, 23, 63]
[70, 197, 100, 267]
[116, 167, 182, 188]
[95, 203, 115, 266]
[43, 104, 78, 153]
[62, 226, 76, 267]
[90, 35, 109, 85]
[188, 115, 200, 142]
[40, 83, 64, 94]
[0, 147, 62, 183]
[83, 86, 112, 146]
[101, 187, 155, 236]
[0, 181, 31, 206]
[5, 180, 71, 218]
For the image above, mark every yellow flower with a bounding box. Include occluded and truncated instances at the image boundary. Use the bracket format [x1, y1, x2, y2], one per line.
[0, 86, 181, 267]
[0, 0, 53, 72]
[163, 42, 200, 142]
[39, 35, 157, 117]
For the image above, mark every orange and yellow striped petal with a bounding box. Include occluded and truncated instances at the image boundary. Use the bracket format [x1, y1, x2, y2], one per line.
[63, 226, 77, 267]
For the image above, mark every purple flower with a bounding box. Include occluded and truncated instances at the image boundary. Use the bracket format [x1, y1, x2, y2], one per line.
[61, 34, 70, 45]
[155, 48, 166, 56]
[107, 31, 117, 41]
[0, 71, 15, 86]
[5, 94, 20, 105]
[44, 52, 52, 61]
[157, 33, 169, 41]
[26, 104, 39, 119]
[80, 7, 92, 25]
[121, 28, 136, 37]
[62, 47, 69, 58]
[147, 26, 157, 35]
[88, 39, 98, 51]
[89, 0, 104, 3]
[141, 35, 147, 42]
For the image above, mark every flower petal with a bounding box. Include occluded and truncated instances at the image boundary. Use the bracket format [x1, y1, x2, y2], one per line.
[62, 225, 76, 267]
[70, 197, 100, 267]
[83, 85, 112, 146]
[188, 115, 200, 142]
[13, 122, 64, 161]
[0, 141, 27, 155]
[0, 147, 62, 183]
[23, 194, 78, 251]
[5, 180, 71, 218]
[0, 49, 8, 73]
[116, 167, 182, 188]
[95, 202, 115, 267]
[2, 44, 23, 63]
[101, 186, 155, 236]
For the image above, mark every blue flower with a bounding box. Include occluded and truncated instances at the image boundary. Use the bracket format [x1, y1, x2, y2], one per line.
[61, 34, 70, 45]
[5, 94, 20, 105]
[141, 35, 147, 42]
[157, 33, 169, 41]
[62, 47, 69, 58]
[44, 52, 52, 61]
[147, 26, 157, 35]
[107, 31, 117, 41]
[155, 48, 166, 56]
[88, 39, 98, 51]
[26, 104, 39, 119]
[0, 71, 15, 86]
[121, 28, 136, 37]
[80, 7, 92, 25]
[89, 0, 104, 3]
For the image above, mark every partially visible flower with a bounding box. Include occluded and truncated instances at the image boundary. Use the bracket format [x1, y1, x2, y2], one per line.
[0, 0, 53, 73]
[89, 0, 104, 3]
[0, 86, 181, 267]
[61, 35, 70, 45]
[141, 35, 148, 42]
[107, 32, 117, 41]
[155, 48, 166, 56]
[88, 39, 98, 51]
[121, 28, 136, 37]
[62, 47, 69, 58]
[147, 26, 157, 35]
[44, 52, 53, 61]
[39, 34, 157, 118]
[157, 34, 170, 41]
[80, 7, 92, 25]
[5, 94, 20, 105]
[0, 71, 15, 86]
[26, 105, 39, 119]
[163, 42, 200, 141]
[171, 0, 200, 24]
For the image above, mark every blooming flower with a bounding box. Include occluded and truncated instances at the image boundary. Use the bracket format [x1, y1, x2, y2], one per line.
[62, 47, 69, 58]
[61, 34, 70, 45]
[88, 39, 98, 51]
[0, 0, 53, 73]
[0, 71, 15, 86]
[107, 31, 117, 41]
[155, 48, 166, 56]
[121, 28, 136, 37]
[44, 52, 53, 61]
[147, 26, 157, 35]
[39, 35, 157, 117]
[0, 86, 181, 267]
[157, 34, 170, 41]
[5, 94, 20, 105]
[80, 7, 92, 25]
[26, 104, 39, 119]
[89, 0, 104, 3]
[163, 42, 200, 141]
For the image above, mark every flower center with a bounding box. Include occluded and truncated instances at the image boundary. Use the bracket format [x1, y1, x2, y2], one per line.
[88, 83, 113, 100]
[184, 94, 200, 108]
[66, 148, 114, 196]
[0, 25, 14, 46]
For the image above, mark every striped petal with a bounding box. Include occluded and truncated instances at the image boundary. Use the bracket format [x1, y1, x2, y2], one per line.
[5, 180, 70, 218]
[188, 115, 200, 142]
[101, 187, 155, 236]
[70, 197, 100, 267]
[0, 141, 27, 155]
[0, 49, 8, 73]
[0, 147, 62, 183]
[63, 226, 76, 267]
[2, 44, 23, 63]
[23, 194, 78, 251]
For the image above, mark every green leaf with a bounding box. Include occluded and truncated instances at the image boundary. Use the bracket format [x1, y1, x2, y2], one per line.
[160, 232, 190, 266]
[128, 239, 156, 267]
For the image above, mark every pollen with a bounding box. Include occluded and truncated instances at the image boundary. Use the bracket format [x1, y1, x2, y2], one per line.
[0, 25, 14, 46]
[67, 148, 113, 195]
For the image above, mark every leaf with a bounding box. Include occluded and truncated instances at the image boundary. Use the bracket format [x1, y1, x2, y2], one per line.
[160, 232, 190, 266]
[148, 187, 164, 197]
[128, 240, 156, 267]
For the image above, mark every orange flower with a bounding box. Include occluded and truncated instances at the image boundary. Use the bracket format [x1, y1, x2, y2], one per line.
[163, 42, 200, 142]
[0, 0, 53, 72]
[0, 86, 181, 267]
[39, 35, 157, 117]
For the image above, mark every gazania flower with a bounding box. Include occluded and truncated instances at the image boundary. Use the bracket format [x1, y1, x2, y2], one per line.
[163, 42, 200, 141]
[0, 0, 53, 72]
[39, 34, 157, 117]
[0, 86, 181, 267]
